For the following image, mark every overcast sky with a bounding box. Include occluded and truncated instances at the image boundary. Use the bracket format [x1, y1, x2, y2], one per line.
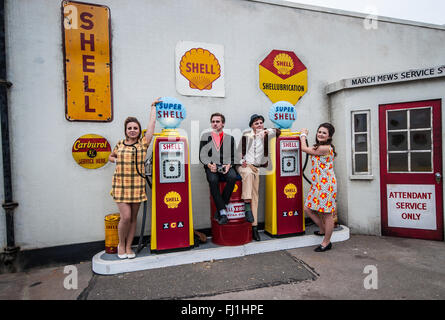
[285, 0, 445, 25]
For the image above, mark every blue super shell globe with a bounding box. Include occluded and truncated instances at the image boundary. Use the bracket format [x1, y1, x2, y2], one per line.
[268, 101, 297, 129]
[156, 97, 186, 129]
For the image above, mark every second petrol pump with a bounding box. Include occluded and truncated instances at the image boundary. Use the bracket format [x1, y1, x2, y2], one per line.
[265, 101, 305, 237]
[150, 97, 194, 253]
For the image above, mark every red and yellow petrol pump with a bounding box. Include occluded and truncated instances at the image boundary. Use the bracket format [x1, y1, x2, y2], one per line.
[150, 97, 194, 252]
[265, 101, 305, 237]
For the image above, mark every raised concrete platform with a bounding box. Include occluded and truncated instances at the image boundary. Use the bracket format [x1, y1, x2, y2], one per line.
[92, 224, 350, 275]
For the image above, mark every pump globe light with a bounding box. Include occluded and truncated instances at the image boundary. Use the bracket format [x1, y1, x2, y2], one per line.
[156, 96, 186, 129]
[268, 101, 297, 129]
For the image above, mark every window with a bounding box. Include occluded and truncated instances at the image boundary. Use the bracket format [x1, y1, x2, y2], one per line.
[386, 107, 432, 173]
[352, 110, 371, 175]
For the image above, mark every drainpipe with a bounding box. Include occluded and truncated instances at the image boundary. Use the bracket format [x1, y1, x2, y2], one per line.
[0, 0, 19, 269]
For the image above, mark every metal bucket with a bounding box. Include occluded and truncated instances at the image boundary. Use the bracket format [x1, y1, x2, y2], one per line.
[104, 213, 120, 254]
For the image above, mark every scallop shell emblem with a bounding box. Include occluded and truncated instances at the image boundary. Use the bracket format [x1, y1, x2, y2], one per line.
[180, 48, 221, 90]
[284, 183, 297, 199]
[273, 53, 294, 75]
[164, 191, 182, 209]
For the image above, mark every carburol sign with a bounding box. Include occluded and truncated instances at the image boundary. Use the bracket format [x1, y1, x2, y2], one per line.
[259, 50, 307, 105]
[72, 134, 111, 169]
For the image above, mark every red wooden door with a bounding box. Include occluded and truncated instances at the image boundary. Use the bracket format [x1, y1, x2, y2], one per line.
[379, 99, 443, 241]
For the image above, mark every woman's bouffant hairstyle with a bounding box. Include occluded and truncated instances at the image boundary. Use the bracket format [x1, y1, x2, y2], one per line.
[124, 117, 142, 140]
[314, 122, 337, 157]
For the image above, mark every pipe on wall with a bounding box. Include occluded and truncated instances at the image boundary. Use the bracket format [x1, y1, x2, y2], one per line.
[0, 0, 19, 271]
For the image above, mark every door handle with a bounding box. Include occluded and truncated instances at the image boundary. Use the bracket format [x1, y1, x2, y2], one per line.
[435, 172, 442, 184]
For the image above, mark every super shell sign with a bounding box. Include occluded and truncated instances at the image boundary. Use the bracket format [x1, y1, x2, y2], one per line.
[259, 50, 307, 105]
[175, 41, 225, 97]
[156, 97, 186, 129]
[269, 101, 297, 129]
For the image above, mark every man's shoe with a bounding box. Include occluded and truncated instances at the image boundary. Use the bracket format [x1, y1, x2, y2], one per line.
[245, 210, 254, 223]
[252, 226, 260, 241]
[218, 215, 228, 225]
[213, 211, 220, 221]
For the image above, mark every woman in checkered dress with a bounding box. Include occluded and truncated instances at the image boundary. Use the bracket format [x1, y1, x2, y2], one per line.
[109, 98, 159, 259]
[300, 123, 337, 252]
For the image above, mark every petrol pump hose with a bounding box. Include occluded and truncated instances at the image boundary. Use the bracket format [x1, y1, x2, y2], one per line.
[302, 137, 310, 184]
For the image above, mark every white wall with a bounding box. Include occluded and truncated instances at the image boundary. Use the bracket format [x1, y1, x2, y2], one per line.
[1, 0, 445, 249]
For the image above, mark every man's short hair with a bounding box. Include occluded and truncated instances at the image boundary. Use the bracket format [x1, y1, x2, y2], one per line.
[210, 113, 225, 124]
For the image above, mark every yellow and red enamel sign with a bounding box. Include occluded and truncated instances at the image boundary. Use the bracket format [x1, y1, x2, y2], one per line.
[72, 134, 111, 169]
[259, 50, 307, 105]
[175, 41, 225, 97]
[179, 48, 221, 90]
[63, 1, 113, 122]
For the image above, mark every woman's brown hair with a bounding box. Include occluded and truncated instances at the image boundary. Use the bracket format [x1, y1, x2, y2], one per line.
[314, 122, 337, 157]
[124, 117, 142, 140]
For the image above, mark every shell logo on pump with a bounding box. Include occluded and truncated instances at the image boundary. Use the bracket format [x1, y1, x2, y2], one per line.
[284, 183, 297, 199]
[164, 191, 182, 209]
[179, 48, 221, 90]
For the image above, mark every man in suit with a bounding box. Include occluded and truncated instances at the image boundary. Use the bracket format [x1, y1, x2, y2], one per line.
[199, 113, 237, 225]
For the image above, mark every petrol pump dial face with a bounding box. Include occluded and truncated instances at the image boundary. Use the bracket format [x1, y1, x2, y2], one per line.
[158, 141, 186, 183]
[279, 140, 300, 177]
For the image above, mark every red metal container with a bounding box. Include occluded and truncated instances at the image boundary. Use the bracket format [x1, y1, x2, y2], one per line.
[210, 180, 252, 246]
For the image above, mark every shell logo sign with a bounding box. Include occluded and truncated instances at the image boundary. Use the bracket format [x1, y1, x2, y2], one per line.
[176, 41, 225, 97]
[259, 50, 307, 105]
[164, 191, 182, 209]
[180, 48, 221, 90]
[72, 134, 111, 169]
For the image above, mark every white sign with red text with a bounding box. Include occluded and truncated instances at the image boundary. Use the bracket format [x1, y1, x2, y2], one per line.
[387, 184, 436, 230]
[226, 202, 245, 220]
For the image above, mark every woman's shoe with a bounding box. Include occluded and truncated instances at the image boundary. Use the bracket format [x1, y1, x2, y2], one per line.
[117, 245, 127, 259]
[126, 250, 136, 259]
[314, 231, 325, 236]
[314, 242, 332, 252]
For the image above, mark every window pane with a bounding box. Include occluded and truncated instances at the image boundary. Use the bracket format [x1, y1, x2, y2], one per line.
[388, 110, 407, 130]
[354, 154, 368, 173]
[410, 130, 431, 150]
[410, 108, 431, 129]
[388, 132, 407, 151]
[355, 134, 368, 152]
[411, 152, 432, 172]
[388, 153, 408, 172]
[354, 114, 367, 132]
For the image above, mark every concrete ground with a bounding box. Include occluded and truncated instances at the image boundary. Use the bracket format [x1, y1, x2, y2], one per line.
[0, 234, 444, 300]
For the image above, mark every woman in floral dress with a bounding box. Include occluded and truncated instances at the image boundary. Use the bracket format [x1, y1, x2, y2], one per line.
[300, 123, 337, 252]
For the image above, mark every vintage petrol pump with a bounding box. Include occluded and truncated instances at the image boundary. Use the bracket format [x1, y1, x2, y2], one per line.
[150, 97, 194, 252]
[265, 101, 305, 237]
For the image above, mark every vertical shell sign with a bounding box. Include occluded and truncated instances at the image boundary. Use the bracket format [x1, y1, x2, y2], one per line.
[259, 50, 308, 105]
[175, 41, 225, 97]
[72, 134, 111, 169]
[62, 1, 113, 122]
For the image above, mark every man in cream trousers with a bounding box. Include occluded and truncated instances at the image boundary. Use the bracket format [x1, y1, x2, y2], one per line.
[238, 114, 280, 241]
